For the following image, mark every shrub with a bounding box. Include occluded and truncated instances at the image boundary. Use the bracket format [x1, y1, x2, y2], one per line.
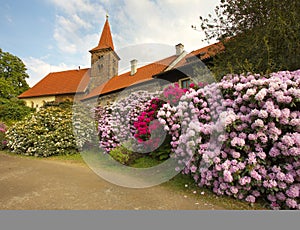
[96, 91, 158, 153]
[158, 69, 300, 209]
[6, 106, 78, 157]
[0, 98, 35, 124]
[109, 145, 140, 165]
[42, 100, 73, 109]
[72, 103, 97, 150]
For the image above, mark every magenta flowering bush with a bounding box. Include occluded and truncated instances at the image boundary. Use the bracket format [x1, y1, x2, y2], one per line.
[0, 122, 7, 150]
[134, 98, 165, 142]
[158, 70, 300, 210]
[163, 83, 186, 105]
[96, 91, 158, 153]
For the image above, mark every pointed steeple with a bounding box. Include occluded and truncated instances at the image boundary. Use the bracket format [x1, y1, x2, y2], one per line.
[90, 15, 114, 52]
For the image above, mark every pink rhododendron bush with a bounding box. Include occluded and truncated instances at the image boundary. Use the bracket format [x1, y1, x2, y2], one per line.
[95, 70, 300, 209]
[157, 70, 300, 210]
[95, 91, 158, 153]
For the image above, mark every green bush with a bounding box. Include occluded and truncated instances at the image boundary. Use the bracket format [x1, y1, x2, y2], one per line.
[149, 136, 172, 161]
[6, 106, 78, 157]
[109, 145, 141, 165]
[42, 100, 73, 109]
[0, 98, 35, 124]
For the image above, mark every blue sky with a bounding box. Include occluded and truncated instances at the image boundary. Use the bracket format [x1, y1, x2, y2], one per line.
[0, 0, 220, 86]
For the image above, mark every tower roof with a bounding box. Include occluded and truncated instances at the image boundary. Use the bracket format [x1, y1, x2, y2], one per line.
[90, 16, 114, 52]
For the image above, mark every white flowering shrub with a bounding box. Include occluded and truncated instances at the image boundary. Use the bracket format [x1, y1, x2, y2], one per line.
[6, 106, 78, 157]
[72, 103, 97, 149]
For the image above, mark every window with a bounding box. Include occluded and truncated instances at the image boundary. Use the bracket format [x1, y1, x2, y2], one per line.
[179, 78, 191, 89]
[98, 64, 103, 71]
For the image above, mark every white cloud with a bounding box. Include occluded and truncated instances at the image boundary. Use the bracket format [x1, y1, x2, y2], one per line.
[49, 0, 106, 56]
[49, 0, 220, 55]
[26, 0, 220, 86]
[48, 0, 97, 15]
[112, 0, 220, 52]
[23, 57, 79, 86]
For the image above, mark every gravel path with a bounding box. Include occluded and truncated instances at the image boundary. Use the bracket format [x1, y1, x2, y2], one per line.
[0, 153, 225, 210]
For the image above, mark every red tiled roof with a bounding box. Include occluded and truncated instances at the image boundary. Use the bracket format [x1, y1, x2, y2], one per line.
[82, 55, 178, 101]
[18, 68, 90, 99]
[90, 18, 114, 52]
[174, 41, 224, 68]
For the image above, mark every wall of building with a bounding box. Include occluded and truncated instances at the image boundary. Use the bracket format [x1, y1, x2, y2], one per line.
[55, 94, 75, 103]
[21, 95, 56, 110]
[89, 49, 119, 91]
[96, 80, 166, 106]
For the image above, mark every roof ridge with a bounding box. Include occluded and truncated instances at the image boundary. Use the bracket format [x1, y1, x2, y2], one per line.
[49, 68, 90, 73]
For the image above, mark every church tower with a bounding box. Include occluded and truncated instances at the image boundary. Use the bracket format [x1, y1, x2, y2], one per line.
[89, 15, 120, 91]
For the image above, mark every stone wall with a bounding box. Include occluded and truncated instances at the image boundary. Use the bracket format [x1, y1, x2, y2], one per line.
[89, 49, 119, 91]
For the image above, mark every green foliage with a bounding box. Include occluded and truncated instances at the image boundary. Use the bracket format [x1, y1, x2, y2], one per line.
[0, 97, 34, 124]
[42, 100, 73, 109]
[0, 78, 14, 99]
[149, 137, 172, 161]
[199, 0, 300, 80]
[6, 106, 78, 157]
[0, 49, 32, 124]
[0, 48, 29, 98]
[109, 145, 139, 165]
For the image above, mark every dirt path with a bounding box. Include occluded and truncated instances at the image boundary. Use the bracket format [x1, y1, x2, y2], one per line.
[0, 153, 226, 210]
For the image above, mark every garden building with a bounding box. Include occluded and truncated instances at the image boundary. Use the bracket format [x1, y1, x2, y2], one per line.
[19, 16, 222, 109]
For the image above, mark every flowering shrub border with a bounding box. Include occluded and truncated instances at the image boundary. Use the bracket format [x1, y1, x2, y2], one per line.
[6, 107, 78, 157]
[157, 70, 300, 210]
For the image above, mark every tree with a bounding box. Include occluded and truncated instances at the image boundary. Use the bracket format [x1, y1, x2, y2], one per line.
[0, 48, 30, 98]
[198, 0, 300, 80]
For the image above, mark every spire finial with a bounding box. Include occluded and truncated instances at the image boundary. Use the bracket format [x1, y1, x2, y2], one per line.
[106, 12, 109, 20]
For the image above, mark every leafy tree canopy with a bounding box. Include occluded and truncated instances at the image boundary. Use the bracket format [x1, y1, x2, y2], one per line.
[0, 48, 30, 98]
[198, 0, 300, 80]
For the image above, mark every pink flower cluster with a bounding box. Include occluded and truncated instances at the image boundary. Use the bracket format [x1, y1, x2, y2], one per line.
[158, 70, 300, 210]
[95, 91, 157, 153]
[0, 122, 7, 150]
[133, 98, 165, 142]
[163, 83, 186, 105]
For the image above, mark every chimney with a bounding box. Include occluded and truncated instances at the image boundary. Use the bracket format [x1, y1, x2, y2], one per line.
[130, 59, 138, 75]
[176, 43, 184, 56]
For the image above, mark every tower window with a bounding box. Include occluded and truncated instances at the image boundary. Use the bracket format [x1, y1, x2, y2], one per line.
[98, 64, 103, 71]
